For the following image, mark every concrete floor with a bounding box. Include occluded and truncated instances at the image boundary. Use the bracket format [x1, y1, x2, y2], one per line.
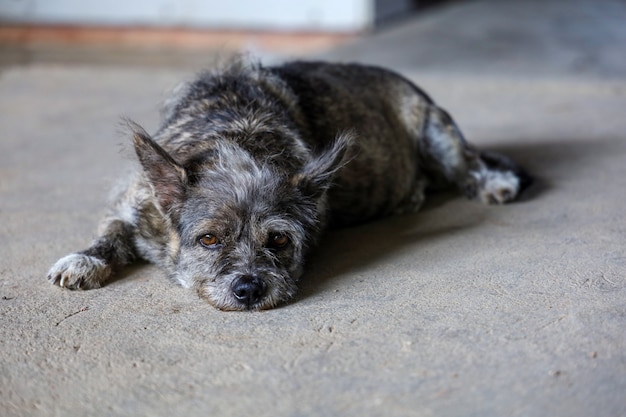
[1, 0, 625, 416]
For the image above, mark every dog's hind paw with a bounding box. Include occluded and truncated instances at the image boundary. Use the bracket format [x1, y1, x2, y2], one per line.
[47, 253, 111, 290]
[475, 169, 521, 205]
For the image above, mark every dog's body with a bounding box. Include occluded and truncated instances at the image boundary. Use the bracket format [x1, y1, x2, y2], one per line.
[48, 60, 530, 310]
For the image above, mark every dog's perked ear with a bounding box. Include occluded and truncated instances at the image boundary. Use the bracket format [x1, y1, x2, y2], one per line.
[292, 132, 354, 199]
[128, 121, 188, 216]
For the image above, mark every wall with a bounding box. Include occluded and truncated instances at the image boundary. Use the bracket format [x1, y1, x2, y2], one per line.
[0, 0, 376, 32]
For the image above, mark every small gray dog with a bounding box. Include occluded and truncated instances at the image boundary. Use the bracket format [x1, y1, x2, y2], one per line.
[48, 59, 530, 310]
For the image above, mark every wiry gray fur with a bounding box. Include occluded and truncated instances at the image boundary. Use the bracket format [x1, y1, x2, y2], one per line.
[48, 58, 531, 310]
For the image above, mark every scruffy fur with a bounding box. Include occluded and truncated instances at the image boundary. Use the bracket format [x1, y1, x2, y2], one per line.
[48, 59, 531, 310]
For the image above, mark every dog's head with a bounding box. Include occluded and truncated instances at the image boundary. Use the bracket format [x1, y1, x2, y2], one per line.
[131, 125, 351, 310]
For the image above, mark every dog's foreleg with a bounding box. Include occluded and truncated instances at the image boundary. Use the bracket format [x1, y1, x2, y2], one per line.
[48, 219, 137, 290]
[421, 105, 531, 204]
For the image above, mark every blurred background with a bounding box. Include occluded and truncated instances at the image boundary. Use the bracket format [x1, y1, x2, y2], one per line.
[0, 0, 447, 67]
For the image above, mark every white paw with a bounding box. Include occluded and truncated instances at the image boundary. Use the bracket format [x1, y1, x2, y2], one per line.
[476, 169, 520, 205]
[47, 253, 111, 290]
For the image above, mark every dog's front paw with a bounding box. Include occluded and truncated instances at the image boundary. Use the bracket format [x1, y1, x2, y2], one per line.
[47, 253, 111, 290]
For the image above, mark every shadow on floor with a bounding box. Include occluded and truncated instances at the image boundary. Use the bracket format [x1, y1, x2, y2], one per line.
[296, 136, 620, 301]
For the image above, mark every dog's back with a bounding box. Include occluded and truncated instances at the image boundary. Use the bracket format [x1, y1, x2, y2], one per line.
[273, 61, 435, 225]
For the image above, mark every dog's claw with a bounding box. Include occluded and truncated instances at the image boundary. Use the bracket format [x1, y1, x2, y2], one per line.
[47, 253, 110, 290]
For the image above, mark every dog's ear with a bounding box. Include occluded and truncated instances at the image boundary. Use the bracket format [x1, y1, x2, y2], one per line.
[128, 121, 187, 215]
[292, 132, 354, 199]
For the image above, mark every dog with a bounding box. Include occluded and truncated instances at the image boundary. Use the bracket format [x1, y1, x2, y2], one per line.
[47, 59, 531, 311]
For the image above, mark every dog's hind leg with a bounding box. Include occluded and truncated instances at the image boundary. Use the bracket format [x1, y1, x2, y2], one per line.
[420, 105, 531, 204]
[47, 219, 138, 290]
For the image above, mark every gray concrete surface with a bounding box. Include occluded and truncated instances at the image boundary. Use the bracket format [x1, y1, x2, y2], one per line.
[1, 0, 625, 416]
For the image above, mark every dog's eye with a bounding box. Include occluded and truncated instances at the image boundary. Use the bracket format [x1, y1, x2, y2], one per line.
[199, 234, 219, 247]
[268, 233, 289, 249]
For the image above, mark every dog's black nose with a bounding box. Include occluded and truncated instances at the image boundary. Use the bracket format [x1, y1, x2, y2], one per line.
[231, 275, 267, 307]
